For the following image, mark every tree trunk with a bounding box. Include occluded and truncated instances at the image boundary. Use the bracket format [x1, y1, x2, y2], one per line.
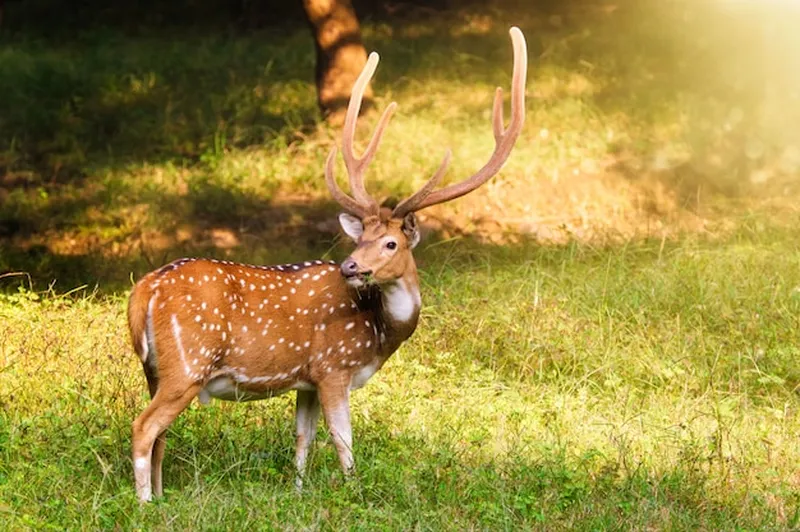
[302, 0, 371, 123]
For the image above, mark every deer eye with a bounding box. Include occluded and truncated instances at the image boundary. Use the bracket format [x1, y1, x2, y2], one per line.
[385, 241, 397, 250]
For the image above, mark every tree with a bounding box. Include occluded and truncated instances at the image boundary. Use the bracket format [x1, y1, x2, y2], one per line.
[302, 0, 371, 123]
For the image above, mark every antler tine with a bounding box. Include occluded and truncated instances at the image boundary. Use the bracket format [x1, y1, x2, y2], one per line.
[340, 52, 395, 215]
[492, 87, 505, 141]
[324, 146, 371, 218]
[393, 27, 528, 215]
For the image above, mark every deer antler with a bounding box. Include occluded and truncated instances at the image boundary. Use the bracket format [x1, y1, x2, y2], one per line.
[325, 52, 395, 219]
[392, 27, 527, 218]
[326, 27, 527, 220]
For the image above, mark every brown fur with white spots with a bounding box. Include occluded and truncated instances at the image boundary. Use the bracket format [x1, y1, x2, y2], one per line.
[129, 27, 527, 501]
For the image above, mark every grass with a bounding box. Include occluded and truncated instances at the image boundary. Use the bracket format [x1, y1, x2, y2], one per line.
[2, 218, 800, 529]
[1, 0, 800, 528]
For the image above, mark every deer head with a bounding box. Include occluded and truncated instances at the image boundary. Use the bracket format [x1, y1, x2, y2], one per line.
[326, 27, 527, 289]
[337, 209, 419, 287]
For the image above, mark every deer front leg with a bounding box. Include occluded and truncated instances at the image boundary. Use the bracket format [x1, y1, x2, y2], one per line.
[294, 390, 321, 491]
[318, 383, 354, 475]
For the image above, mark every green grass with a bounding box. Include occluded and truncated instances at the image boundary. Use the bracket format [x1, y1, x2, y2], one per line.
[1, 0, 800, 528]
[2, 218, 800, 529]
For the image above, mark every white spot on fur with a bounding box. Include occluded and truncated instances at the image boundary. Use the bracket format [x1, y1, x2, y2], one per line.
[171, 315, 193, 378]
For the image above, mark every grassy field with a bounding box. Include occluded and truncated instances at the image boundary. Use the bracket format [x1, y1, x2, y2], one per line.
[3, 219, 800, 529]
[1, 0, 800, 529]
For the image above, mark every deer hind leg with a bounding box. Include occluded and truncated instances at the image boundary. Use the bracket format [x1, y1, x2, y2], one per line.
[143, 370, 167, 498]
[318, 384, 354, 475]
[132, 381, 200, 502]
[151, 432, 167, 497]
[294, 390, 321, 492]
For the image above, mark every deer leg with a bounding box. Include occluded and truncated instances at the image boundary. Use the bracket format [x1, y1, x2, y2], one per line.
[318, 384, 354, 475]
[294, 390, 321, 491]
[132, 383, 199, 502]
[151, 432, 167, 497]
[144, 370, 167, 498]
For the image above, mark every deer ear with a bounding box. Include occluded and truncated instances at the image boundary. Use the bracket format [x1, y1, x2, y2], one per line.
[402, 213, 421, 249]
[338, 213, 364, 241]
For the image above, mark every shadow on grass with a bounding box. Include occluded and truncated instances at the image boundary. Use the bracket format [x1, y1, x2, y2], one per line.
[0, 193, 346, 293]
[0, 30, 318, 183]
[0, 191, 547, 296]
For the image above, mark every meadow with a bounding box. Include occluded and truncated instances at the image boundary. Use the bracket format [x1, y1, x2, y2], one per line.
[1, 0, 799, 529]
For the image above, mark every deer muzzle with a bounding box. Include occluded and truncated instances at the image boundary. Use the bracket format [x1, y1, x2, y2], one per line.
[340, 258, 372, 286]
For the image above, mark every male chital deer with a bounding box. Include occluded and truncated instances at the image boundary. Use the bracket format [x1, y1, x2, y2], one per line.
[128, 27, 526, 501]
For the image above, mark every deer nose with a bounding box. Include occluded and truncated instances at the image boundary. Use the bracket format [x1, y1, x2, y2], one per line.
[340, 258, 359, 277]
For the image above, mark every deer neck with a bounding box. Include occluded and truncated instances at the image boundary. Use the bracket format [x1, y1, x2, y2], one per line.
[371, 267, 421, 356]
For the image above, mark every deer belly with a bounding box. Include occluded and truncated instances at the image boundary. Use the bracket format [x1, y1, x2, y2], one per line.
[350, 359, 381, 390]
[201, 376, 315, 403]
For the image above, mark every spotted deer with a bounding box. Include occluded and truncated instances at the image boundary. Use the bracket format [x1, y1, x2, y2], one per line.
[128, 27, 527, 501]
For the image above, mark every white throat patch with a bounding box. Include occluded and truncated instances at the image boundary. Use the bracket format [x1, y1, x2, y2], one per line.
[382, 279, 420, 323]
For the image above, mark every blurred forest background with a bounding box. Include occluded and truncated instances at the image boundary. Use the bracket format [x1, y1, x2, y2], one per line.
[0, 0, 798, 290]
